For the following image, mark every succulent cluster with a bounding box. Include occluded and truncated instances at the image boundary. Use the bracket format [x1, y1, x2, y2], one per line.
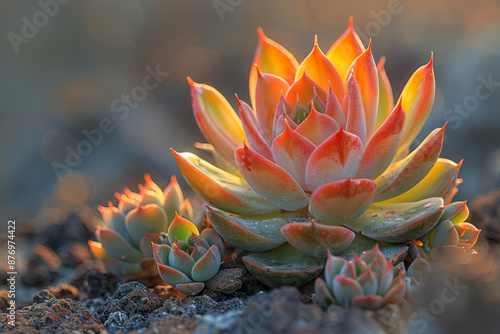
[170, 18, 477, 287]
[89, 174, 194, 276]
[89, 18, 482, 308]
[314, 245, 407, 310]
[152, 214, 224, 295]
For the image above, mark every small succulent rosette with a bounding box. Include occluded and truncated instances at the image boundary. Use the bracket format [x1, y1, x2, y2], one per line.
[152, 213, 225, 295]
[419, 201, 481, 263]
[88, 174, 194, 276]
[314, 244, 407, 310]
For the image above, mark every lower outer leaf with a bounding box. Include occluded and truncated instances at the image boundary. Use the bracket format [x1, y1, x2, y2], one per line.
[314, 278, 338, 308]
[281, 221, 355, 258]
[341, 198, 445, 243]
[175, 282, 205, 296]
[242, 243, 325, 288]
[350, 295, 384, 310]
[206, 205, 296, 252]
[157, 263, 194, 286]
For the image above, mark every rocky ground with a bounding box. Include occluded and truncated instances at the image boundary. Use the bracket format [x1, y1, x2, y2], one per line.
[1, 190, 500, 333]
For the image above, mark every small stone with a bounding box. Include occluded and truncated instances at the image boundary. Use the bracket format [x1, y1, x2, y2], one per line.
[150, 285, 185, 303]
[49, 284, 79, 300]
[33, 289, 56, 304]
[205, 268, 246, 294]
[21, 244, 61, 287]
[0, 290, 10, 313]
[85, 269, 116, 298]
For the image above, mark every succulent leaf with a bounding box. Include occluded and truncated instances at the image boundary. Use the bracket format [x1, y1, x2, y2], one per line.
[325, 84, 345, 126]
[356, 101, 405, 179]
[428, 220, 459, 249]
[172, 150, 280, 216]
[191, 245, 208, 262]
[167, 213, 199, 246]
[375, 57, 395, 129]
[396, 55, 435, 155]
[206, 205, 289, 252]
[191, 245, 221, 282]
[281, 221, 355, 258]
[139, 233, 160, 257]
[125, 204, 167, 247]
[152, 243, 171, 266]
[286, 72, 328, 108]
[249, 28, 299, 109]
[439, 201, 469, 225]
[163, 175, 185, 225]
[157, 263, 194, 286]
[305, 127, 363, 192]
[325, 254, 348, 286]
[295, 105, 339, 146]
[169, 242, 196, 278]
[235, 143, 309, 211]
[333, 275, 364, 305]
[309, 178, 377, 223]
[238, 98, 274, 160]
[345, 73, 367, 145]
[255, 68, 291, 142]
[295, 38, 345, 100]
[374, 126, 445, 202]
[342, 198, 444, 243]
[271, 122, 316, 189]
[200, 228, 226, 258]
[176, 282, 205, 296]
[379, 158, 462, 205]
[350, 295, 384, 310]
[188, 77, 246, 165]
[88, 240, 108, 260]
[242, 243, 324, 288]
[186, 233, 211, 250]
[96, 228, 144, 263]
[326, 17, 365, 81]
[345, 43, 379, 138]
[314, 278, 337, 308]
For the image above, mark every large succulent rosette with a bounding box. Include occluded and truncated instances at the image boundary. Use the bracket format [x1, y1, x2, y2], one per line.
[171, 19, 478, 286]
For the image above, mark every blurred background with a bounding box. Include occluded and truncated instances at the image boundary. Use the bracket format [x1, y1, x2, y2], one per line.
[1, 0, 499, 230]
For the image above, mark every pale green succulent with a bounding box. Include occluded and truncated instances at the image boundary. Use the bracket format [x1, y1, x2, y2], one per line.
[314, 244, 407, 310]
[152, 213, 225, 295]
[89, 174, 195, 276]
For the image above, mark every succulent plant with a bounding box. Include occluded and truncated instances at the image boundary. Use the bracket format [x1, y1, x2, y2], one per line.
[170, 19, 480, 287]
[418, 201, 481, 263]
[314, 244, 407, 310]
[152, 214, 225, 295]
[404, 201, 480, 288]
[88, 174, 195, 276]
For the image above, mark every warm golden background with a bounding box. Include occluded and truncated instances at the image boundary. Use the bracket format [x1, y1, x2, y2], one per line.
[1, 0, 499, 228]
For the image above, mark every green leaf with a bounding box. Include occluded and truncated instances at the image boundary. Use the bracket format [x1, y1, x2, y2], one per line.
[242, 243, 324, 288]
